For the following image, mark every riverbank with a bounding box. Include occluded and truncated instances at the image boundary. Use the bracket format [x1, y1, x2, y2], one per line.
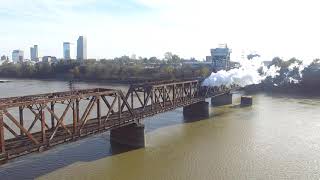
[0, 76, 152, 84]
[0, 76, 204, 85]
[0, 58, 210, 85]
[243, 83, 320, 97]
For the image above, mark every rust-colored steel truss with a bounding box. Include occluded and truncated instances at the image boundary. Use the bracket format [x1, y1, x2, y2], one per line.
[0, 80, 235, 163]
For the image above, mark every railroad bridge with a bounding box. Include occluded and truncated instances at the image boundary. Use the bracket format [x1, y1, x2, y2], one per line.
[0, 80, 236, 163]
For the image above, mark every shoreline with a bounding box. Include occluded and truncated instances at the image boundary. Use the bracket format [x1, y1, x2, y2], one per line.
[3, 76, 320, 97]
[0, 76, 203, 85]
[243, 83, 320, 97]
[0, 76, 154, 85]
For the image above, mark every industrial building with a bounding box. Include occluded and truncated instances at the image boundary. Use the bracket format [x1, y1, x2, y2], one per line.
[210, 44, 231, 71]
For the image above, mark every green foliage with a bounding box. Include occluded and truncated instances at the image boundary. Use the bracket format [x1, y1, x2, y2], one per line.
[164, 52, 181, 64]
[4, 55, 320, 87]
[301, 59, 320, 87]
[0, 56, 207, 81]
[200, 67, 210, 77]
[259, 57, 320, 89]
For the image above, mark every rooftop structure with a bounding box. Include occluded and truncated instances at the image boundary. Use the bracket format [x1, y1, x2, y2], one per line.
[210, 44, 231, 71]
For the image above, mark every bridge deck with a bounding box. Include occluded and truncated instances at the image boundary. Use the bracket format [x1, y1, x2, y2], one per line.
[2, 98, 204, 160]
[0, 80, 235, 163]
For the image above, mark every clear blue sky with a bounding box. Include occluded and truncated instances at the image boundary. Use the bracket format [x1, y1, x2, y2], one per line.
[1, 0, 320, 61]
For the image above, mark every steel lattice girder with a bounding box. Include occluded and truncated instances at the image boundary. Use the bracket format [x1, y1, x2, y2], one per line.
[0, 80, 238, 163]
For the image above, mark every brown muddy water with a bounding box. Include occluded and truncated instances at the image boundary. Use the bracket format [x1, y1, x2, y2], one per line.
[1, 79, 320, 180]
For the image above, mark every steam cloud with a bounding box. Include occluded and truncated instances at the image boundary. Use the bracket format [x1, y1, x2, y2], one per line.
[202, 57, 311, 88]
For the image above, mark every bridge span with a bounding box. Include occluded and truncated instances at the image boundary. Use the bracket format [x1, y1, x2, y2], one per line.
[0, 80, 236, 163]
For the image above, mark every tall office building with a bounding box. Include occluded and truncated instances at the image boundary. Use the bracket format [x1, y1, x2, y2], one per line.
[63, 42, 71, 59]
[77, 36, 87, 60]
[30, 45, 38, 61]
[12, 50, 24, 62]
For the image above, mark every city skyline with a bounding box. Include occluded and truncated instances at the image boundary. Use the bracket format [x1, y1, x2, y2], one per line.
[2, 37, 84, 61]
[1, 0, 320, 61]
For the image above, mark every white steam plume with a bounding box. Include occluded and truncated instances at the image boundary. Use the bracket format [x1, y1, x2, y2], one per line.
[202, 57, 311, 88]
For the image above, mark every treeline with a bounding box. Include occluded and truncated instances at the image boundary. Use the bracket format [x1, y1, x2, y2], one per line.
[0, 53, 211, 82]
[259, 57, 320, 90]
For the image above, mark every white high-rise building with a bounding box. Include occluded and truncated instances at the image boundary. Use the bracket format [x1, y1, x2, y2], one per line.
[63, 42, 71, 60]
[77, 36, 87, 60]
[12, 50, 24, 62]
[30, 45, 38, 61]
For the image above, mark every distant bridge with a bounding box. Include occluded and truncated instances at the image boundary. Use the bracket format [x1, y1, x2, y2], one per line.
[0, 80, 237, 163]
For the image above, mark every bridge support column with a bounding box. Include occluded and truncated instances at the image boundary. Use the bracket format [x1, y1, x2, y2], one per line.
[183, 101, 209, 120]
[211, 93, 232, 107]
[241, 96, 253, 106]
[110, 123, 145, 148]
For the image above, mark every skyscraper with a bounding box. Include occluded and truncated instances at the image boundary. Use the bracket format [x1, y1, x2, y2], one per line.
[12, 50, 24, 62]
[30, 45, 38, 61]
[77, 36, 87, 60]
[63, 42, 71, 60]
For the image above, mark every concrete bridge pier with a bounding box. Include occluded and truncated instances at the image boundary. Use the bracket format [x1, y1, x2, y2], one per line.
[183, 101, 209, 120]
[110, 123, 145, 148]
[211, 93, 232, 107]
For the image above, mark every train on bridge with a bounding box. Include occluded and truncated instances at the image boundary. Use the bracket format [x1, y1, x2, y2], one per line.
[0, 80, 238, 164]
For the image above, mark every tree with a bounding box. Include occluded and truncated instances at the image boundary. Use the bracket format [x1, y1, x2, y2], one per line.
[171, 54, 181, 64]
[149, 57, 159, 63]
[37, 62, 52, 77]
[270, 57, 284, 67]
[164, 52, 173, 62]
[71, 66, 80, 78]
[200, 67, 210, 77]
[164, 52, 181, 64]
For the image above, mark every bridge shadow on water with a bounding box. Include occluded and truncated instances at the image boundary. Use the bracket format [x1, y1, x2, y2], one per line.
[0, 107, 212, 180]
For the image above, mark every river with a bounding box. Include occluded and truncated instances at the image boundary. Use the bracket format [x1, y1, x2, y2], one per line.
[1, 79, 320, 180]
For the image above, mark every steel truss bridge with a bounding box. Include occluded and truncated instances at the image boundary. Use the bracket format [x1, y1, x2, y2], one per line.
[0, 80, 236, 163]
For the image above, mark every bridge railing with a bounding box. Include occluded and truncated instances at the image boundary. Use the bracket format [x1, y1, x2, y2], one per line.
[0, 88, 135, 159]
[121, 80, 203, 117]
[0, 80, 237, 161]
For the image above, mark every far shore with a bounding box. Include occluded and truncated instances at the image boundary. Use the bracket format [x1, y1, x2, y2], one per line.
[0, 76, 153, 84]
[0, 76, 200, 85]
